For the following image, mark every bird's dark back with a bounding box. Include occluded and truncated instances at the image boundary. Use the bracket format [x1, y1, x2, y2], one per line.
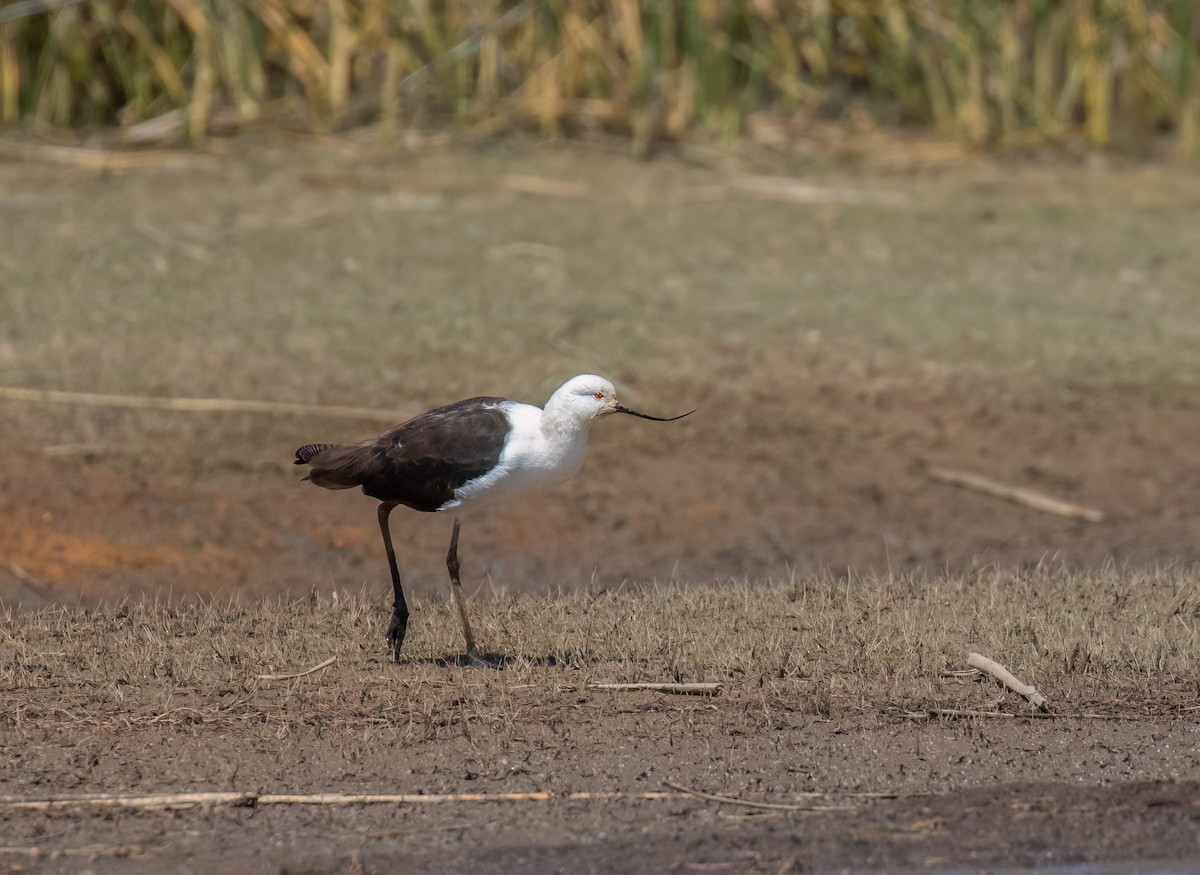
[297, 397, 512, 513]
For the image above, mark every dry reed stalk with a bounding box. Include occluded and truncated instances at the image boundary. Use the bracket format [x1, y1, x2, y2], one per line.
[1031, 5, 1066, 133]
[2, 2, 1198, 153]
[0, 29, 18, 122]
[166, 0, 214, 141]
[254, 0, 330, 124]
[380, 41, 403, 142]
[1074, 0, 1109, 147]
[116, 9, 189, 105]
[327, 0, 352, 116]
[1173, 0, 1198, 159]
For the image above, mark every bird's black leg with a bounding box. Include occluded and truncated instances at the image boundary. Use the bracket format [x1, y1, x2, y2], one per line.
[445, 517, 480, 659]
[377, 502, 409, 662]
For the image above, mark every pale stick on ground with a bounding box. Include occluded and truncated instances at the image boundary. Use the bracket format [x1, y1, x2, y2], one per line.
[927, 466, 1106, 522]
[0, 791, 691, 812]
[968, 652, 1051, 711]
[662, 782, 852, 813]
[255, 656, 337, 681]
[0, 386, 409, 423]
[588, 682, 722, 695]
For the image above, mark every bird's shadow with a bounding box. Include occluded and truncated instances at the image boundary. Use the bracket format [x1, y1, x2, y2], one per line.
[402, 652, 597, 670]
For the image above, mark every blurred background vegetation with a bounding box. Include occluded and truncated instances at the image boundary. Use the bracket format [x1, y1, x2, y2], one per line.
[1, 0, 1197, 156]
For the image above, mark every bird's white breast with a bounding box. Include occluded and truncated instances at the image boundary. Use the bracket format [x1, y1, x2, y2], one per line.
[443, 402, 588, 510]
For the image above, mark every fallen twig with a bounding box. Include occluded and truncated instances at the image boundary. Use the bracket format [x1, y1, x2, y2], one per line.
[727, 174, 910, 206]
[0, 792, 257, 811]
[135, 220, 212, 262]
[0, 843, 160, 858]
[662, 782, 850, 813]
[42, 442, 142, 457]
[8, 563, 47, 589]
[255, 656, 337, 681]
[588, 682, 722, 696]
[258, 791, 680, 804]
[135, 707, 208, 726]
[0, 386, 408, 423]
[0, 790, 689, 812]
[927, 466, 1105, 522]
[486, 241, 567, 262]
[968, 652, 1050, 711]
[498, 174, 589, 198]
[5, 563, 55, 602]
[0, 139, 199, 171]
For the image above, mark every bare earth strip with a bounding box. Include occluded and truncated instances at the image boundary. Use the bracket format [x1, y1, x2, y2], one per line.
[2, 580, 1199, 872]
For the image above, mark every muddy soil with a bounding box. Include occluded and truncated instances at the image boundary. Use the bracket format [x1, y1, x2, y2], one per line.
[3, 715, 1199, 873]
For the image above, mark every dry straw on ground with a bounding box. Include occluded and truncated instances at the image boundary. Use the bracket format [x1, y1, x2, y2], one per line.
[2, 568, 1196, 740]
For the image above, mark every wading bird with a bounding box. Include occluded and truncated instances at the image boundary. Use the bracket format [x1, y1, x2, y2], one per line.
[295, 375, 693, 662]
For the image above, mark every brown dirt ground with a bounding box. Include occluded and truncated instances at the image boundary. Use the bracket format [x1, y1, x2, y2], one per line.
[2, 140, 1200, 873]
[3, 570, 1199, 874]
[3, 724, 1199, 874]
[3, 577, 1198, 873]
[2, 367, 1199, 608]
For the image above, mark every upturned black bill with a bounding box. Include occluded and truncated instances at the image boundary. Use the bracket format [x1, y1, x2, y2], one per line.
[614, 404, 696, 422]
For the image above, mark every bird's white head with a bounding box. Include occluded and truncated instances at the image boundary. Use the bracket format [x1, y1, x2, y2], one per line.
[547, 374, 620, 425]
[543, 374, 695, 433]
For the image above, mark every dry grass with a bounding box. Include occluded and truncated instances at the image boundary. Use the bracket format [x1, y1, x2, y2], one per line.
[1, 1, 1198, 154]
[3, 568, 1196, 741]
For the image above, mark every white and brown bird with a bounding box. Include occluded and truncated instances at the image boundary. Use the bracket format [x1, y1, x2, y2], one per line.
[295, 375, 693, 662]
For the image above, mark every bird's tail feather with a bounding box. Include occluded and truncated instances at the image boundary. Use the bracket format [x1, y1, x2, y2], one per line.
[296, 442, 385, 491]
[294, 443, 340, 465]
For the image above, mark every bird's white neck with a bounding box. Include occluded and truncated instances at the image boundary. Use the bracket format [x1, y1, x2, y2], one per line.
[538, 394, 595, 443]
[544, 408, 595, 446]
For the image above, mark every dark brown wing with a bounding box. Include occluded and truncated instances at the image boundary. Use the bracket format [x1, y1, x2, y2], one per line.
[300, 397, 511, 513]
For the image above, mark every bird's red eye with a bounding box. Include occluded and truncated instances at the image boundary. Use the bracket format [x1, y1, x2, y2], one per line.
[594, 392, 604, 399]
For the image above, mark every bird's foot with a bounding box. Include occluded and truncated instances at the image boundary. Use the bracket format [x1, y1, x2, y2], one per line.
[386, 609, 409, 663]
